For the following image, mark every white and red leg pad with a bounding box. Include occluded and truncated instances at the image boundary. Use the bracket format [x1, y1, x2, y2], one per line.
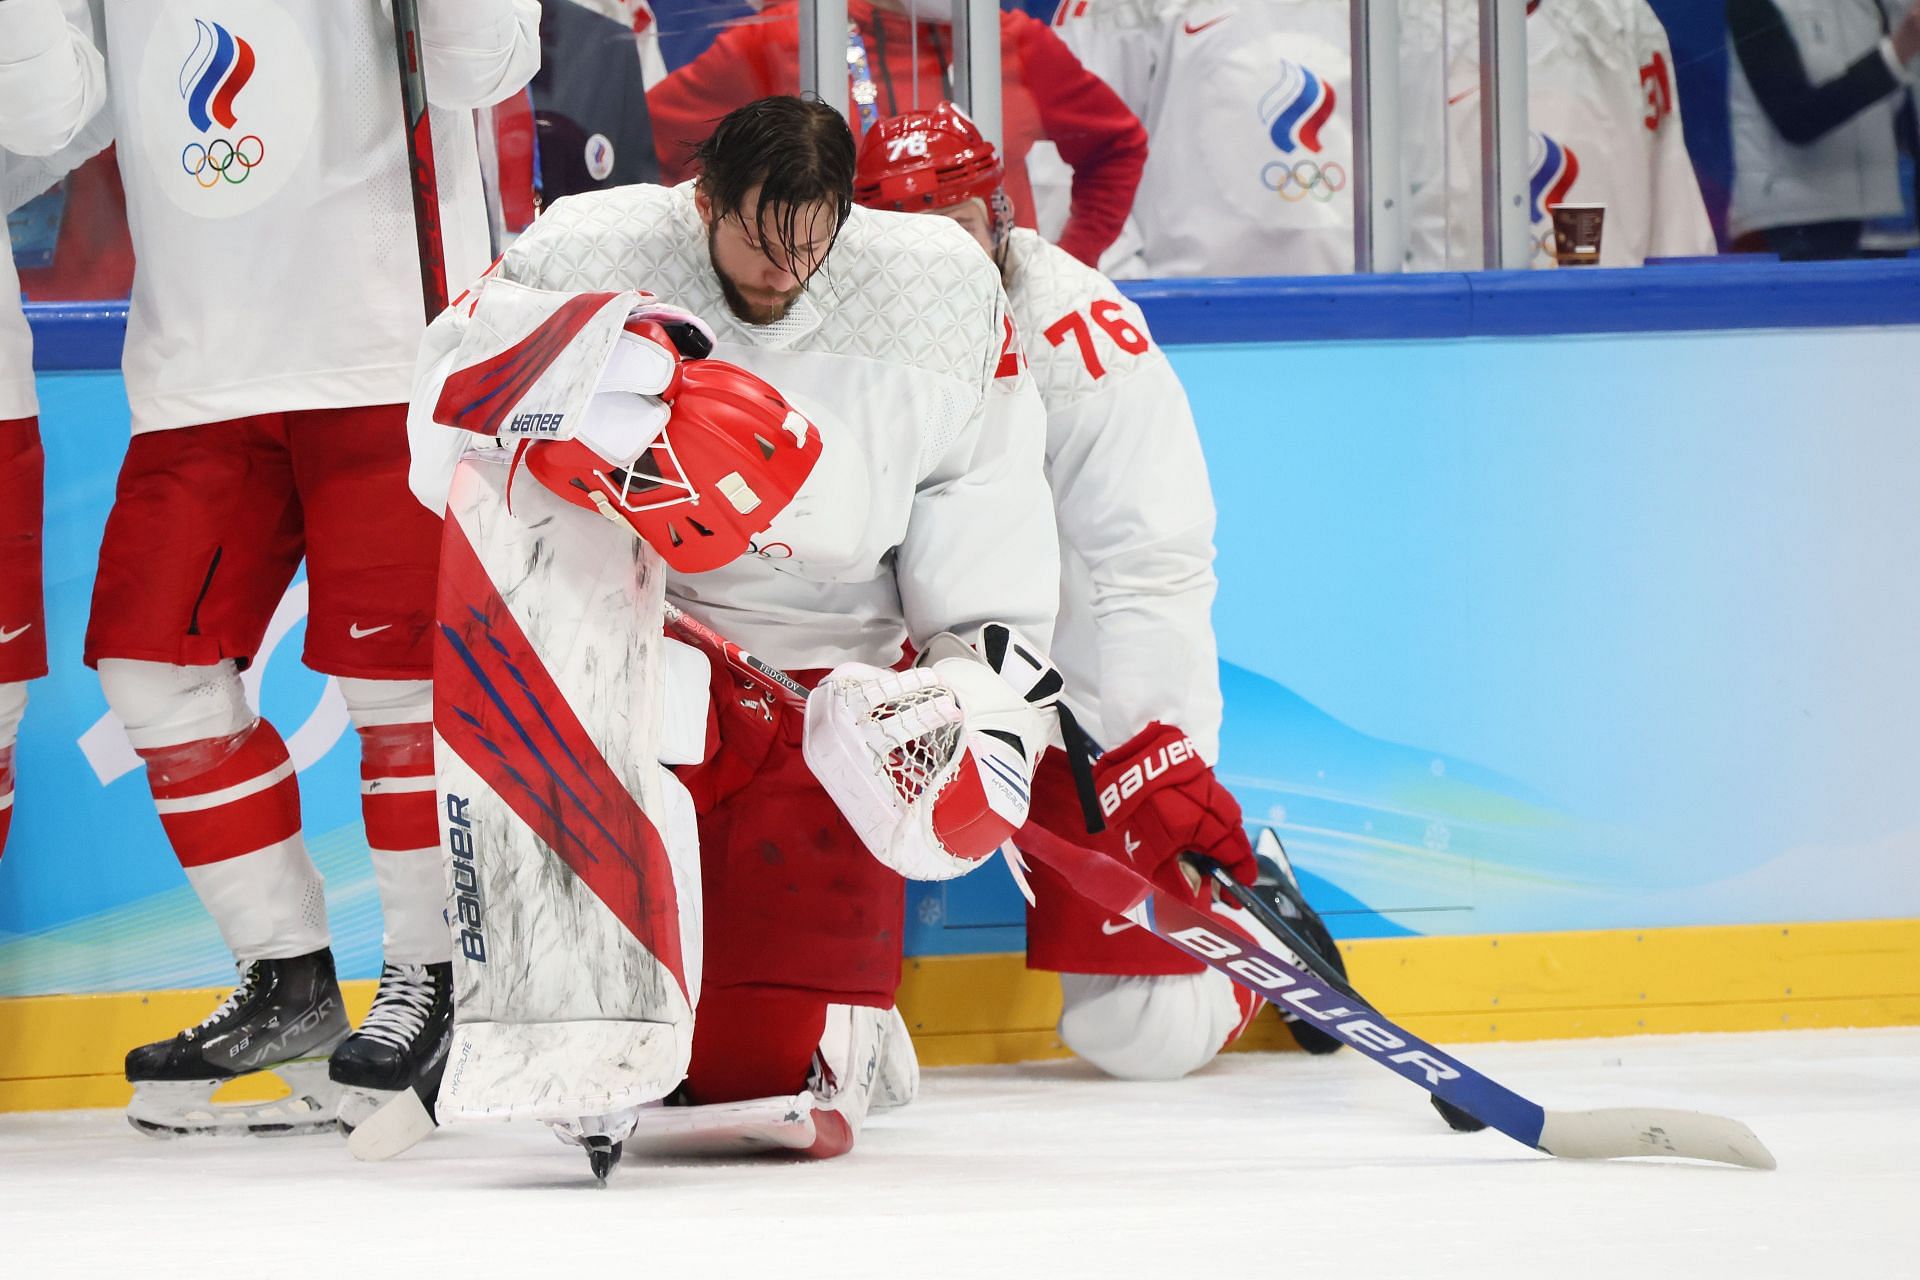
[432, 456, 698, 1123]
[97, 658, 327, 961]
[339, 676, 447, 966]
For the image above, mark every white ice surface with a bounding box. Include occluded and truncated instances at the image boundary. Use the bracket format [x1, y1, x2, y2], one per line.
[2, 1028, 1912, 1279]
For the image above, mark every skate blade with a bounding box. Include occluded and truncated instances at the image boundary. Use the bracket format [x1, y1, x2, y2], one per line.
[588, 1141, 623, 1183]
[347, 1088, 437, 1162]
[126, 1059, 343, 1139]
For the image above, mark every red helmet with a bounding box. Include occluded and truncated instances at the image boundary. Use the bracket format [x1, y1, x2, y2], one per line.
[853, 103, 1003, 214]
[517, 357, 822, 574]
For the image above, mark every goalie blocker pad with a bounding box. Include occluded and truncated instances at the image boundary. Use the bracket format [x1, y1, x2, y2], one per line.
[433, 453, 701, 1122]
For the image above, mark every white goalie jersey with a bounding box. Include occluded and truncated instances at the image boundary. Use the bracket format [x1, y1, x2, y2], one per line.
[410, 182, 1061, 673]
[1001, 228, 1223, 762]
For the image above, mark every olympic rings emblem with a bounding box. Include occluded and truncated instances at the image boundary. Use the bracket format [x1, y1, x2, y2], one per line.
[181, 134, 265, 187]
[1260, 160, 1348, 202]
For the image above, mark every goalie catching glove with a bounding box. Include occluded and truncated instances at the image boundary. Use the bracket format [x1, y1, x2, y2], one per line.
[804, 624, 1063, 880]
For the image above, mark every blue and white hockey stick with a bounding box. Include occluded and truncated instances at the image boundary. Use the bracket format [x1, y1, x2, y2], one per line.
[1014, 821, 1776, 1171]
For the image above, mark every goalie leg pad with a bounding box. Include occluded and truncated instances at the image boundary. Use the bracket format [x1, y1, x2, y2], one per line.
[433, 456, 696, 1122]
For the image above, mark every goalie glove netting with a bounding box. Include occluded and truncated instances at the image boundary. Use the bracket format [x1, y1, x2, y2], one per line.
[865, 685, 965, 811]
[804, 666, 990, 880]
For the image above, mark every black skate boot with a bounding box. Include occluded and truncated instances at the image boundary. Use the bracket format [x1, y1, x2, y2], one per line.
[1244, 830, 1349, 1055]
[124, 948, 350, 1138]
[329, 961, 453, 1133]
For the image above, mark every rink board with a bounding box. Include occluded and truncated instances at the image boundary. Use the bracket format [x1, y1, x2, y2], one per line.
[5, 264, 1920, 1108]
[5, 918, 1917, 1111]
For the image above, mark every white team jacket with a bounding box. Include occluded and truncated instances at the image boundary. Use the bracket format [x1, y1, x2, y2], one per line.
[1044, 0, 1448, 277]
[1001, 229, 1223, 763]
[409, 183, 1061, 674]
[0, 0, 108, 422]
[1429, 0, 1717, 268]
[1048, 0, 1711, 275]
[102, 0, 539, 434]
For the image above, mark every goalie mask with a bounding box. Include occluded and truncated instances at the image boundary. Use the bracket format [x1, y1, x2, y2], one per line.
[852, 104, 1016, 251]
[518, 354, 822, 573]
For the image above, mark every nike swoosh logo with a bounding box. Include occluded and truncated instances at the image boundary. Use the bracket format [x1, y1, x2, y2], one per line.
[0, 624, 30, 644]
[348, 623, 392, 639]
[1183, 15, 1229, 35]
[1100, 919, 1137, 935]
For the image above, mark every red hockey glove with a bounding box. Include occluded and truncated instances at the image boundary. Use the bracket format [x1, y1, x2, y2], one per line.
[1092, 721, 1257, 894]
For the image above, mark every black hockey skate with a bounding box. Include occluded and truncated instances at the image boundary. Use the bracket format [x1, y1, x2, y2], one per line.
[124, 948, 350, 1138]
[1245, 830, 1349, 1055]
[329, 961, 453, 1134]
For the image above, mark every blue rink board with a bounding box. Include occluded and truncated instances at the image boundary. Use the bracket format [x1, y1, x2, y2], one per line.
[5, 268, 1919, 993]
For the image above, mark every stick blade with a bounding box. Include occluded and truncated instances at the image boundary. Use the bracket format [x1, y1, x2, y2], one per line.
[1537, 1107, 1776, 1170]
[347, 1088, 438, 1163]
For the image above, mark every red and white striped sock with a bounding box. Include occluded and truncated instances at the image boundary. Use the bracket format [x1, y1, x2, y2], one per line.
[340, 677, 448, 966]
[359, 718, 449, 965]
[138, 718, 329, 960]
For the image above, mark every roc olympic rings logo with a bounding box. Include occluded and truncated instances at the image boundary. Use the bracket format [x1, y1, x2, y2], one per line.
[1260, 160, 1347, 202]
[181, 135, 265, 187]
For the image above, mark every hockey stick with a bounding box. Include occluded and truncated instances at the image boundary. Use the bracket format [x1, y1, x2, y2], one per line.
[1195, 839, 1483, 1131]
[1018, 822, 1774, 1169]
[663, 616, 1775, 1170]
[391, 0, 448, 322]
[346, 6, 445, 1161]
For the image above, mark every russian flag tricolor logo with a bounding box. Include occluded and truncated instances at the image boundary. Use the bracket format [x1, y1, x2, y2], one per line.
[179, 19, 256, 134]
[1529, 132, 1581, 222]
[1260, 62, 1337, 156]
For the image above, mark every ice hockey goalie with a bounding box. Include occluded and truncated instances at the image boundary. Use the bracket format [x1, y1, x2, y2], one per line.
[399, 97, 1063, 1177]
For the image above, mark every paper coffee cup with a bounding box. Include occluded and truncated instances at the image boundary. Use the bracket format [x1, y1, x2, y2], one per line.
[1551, 204, 1606, 266]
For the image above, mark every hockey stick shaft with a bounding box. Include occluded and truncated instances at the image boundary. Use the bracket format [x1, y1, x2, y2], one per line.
[391, 0, 448, 322]
[1194, 853, 1485, 1132]
[663, 602, 810, 705]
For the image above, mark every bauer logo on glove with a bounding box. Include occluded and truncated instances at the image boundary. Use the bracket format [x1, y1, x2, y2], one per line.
[1090, 721, 1259, 893]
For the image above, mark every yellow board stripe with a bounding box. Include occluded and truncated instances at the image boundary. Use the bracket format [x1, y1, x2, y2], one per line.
[5, 919, 1917, 1111]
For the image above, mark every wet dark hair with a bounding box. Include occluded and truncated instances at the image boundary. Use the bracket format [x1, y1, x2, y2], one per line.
[692, 96, 856, 276]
